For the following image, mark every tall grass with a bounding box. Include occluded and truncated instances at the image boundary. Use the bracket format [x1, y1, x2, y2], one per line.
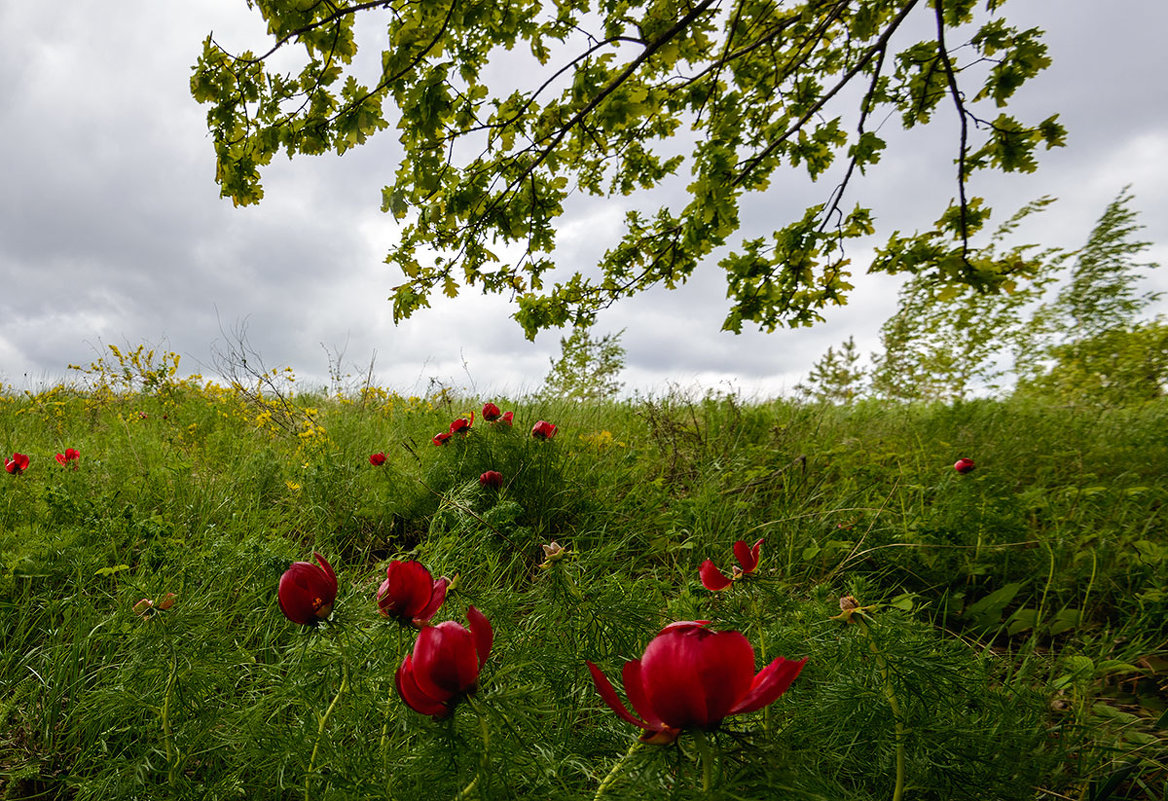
[1, 378, 1165, 800]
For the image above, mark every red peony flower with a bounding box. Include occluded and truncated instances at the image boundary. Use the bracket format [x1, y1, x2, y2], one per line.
[377, 561, 449, 626]
[954, 457, 976, 474]
[449, 412, 474, 435]
[587, 621, 805, 744]
[395, 606, 493, 719]
[699, 537, 764, 591]
[479, 470, 503, 490]
[55, 448, 80, 467]
[482, 402, 501, 421]
[278, 552, 338, 626]
[5, 453, 29, 474]
[531, 420, 557, 440]
[500, 411, 514, 426]
[369, 452, 387, 466]
[432, 432, 452, 446]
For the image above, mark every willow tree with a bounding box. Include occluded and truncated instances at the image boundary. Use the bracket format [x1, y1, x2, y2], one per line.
[192, 0, 1063, 338]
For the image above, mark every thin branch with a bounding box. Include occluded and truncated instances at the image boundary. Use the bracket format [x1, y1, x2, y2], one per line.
[235, 0, 395, 65]
[818, 43, 889, 238]
[932, 0, 973, 262]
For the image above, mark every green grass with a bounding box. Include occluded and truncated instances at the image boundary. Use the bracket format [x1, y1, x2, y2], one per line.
[1, 378, 1165, 800]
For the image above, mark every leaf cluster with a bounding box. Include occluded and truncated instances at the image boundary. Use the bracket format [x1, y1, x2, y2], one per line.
[192, 0, 1064, 338]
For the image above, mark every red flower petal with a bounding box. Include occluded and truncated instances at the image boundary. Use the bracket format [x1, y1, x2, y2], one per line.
[380, 560, 432, 620]
[396, 654, 450, 718]
[413, 620, 479, 700]
[640, 624, 710, 729]
[699, 560, 733, 591]
[730, 656, 807, 716]
[55, 453, 67, 466]
[313, 552, 337, 594]
[467, 605, 493, 668]
[413, 575, 448, 624]
[621, 659, 665, 729]
[695, 630, 756, 724]
[734, 538, 764, 574]
[586, 660, 651, 731]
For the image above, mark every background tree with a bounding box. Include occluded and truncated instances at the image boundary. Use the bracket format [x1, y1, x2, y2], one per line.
[1016, 188, 1166, 404]
[192, 0, 1064, 339]
[795, 335, 867, 404]
[869, 197, 1062, 401]
[539, 326, 626, 401]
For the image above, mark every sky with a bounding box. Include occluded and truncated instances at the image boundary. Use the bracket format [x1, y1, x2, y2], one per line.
[2, 0, 1166, 399]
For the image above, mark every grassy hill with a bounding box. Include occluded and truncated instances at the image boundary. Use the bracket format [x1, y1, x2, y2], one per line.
[2, 372, 1165, 800]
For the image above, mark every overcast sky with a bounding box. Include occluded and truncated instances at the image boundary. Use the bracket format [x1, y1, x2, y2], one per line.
[2, 1, 1166, 399]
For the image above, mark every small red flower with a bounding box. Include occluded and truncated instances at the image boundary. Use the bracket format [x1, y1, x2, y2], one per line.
[449, 412, 474, 435]
[395, 606, 493, 719]
[482, 402, 501, 421]
[432, 432, 452, 446]
[531, 420, 557, 440]
[5, 453, 29, 474]
[699, 537, 764, 591]
[500, 411, 514, 426]
[479, 470, 503, 490]
[55, 448, 81, 467]
[377, 561, 449, 626]
[277, 552, 338, 626]
[954, 457, 976, 474]
[369, 452, 387, 466]
[133, 592, 177, 618]
[587, 621, 805, 744]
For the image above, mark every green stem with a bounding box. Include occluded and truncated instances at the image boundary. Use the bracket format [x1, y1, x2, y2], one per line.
[972, 494, 986, 573]
[453, 698, 491, 800]
[306, 659, 349, 801]
[454, 774, 479, 800]
[693, 730, 715, 793]
[748, 589, 770, 733]
[857, 617, 906, 801]
[594, 740, 642, 801]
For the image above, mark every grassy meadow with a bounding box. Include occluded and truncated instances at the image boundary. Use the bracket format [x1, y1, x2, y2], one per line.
[1, 357, 1166, 800]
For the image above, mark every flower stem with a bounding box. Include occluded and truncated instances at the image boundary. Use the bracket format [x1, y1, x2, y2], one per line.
[453, 697, 492, 800]
[594, 740, 642, 801]
[693, 730, 715, 793]
[454, 774, 479, 800]
[856, 616, 905, 801]
[305, 659, 349, 801]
